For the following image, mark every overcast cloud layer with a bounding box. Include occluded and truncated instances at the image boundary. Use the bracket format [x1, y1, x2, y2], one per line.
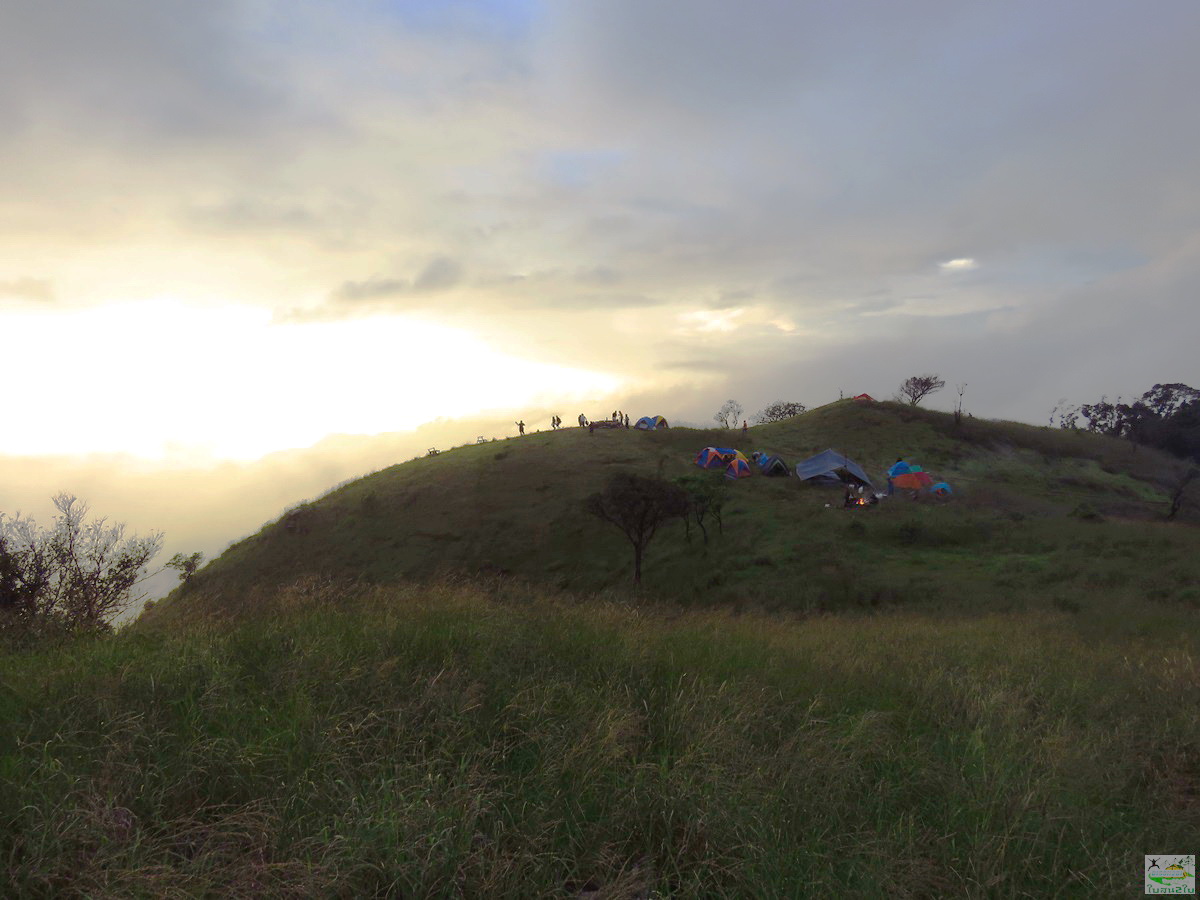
[1, 1, 1198, 582]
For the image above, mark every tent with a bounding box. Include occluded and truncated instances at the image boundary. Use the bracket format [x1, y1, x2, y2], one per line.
[758, 454, 790, 476]
[893, 471, 933, 490]
[696, 447, 747, 469]
[932, 481, 953, 498]
[887, 460, 911, 477]
[794, 449, 873, 487]
[725, 458, 753, 480]
[853, 393, 876, 403]
[634, 415, 670, 430]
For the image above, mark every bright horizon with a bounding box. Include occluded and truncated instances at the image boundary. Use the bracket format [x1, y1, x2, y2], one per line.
[6, 299, 623, 461]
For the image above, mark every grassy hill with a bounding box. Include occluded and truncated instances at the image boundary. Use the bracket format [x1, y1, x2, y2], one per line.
[6, 401, 1200, 896]
[150, 400, 1200, 623]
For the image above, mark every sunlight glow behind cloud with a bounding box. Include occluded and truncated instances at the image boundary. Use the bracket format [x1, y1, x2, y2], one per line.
[938, 258, 978, 272]
[5, 301, 620, 461]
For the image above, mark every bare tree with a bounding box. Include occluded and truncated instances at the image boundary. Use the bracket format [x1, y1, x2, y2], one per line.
[754, 401, 807, 424]
[897, 374, 946, 406]
[714, 399, 744, 429]
[0, 494, 162, 634]
[953, 383, 967, 426]
[674, 475, 727, 546]
[1168, 468, 1199, 521]
[585, 473, 688, 584]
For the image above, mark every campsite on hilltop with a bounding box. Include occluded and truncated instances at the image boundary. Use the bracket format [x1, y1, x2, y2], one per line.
[149, 398, 1200, 623]
[5, 399, 1200, 897]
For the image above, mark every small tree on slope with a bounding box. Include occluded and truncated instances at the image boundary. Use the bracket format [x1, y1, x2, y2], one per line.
[897, 374, 946, 406]
[585, 473, 689, 585]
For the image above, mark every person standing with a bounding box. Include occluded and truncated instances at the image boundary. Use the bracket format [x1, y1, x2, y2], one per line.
[742, 420, 749, 437]
[516, 420, 525, 436]
[624, 413, 630, 428]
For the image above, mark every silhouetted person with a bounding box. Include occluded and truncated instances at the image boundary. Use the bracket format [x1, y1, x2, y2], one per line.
[624, 413, 630, 428]
[589, 421, 595, 434]
[742, 420, 749, 436]
[516, 420, 525, 436]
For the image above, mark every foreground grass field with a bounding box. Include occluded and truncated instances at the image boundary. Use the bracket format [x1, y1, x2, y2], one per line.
[4, 581, 1197, 897]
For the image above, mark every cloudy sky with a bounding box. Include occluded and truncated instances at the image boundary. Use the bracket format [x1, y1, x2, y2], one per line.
[2, 1, 1198, 580]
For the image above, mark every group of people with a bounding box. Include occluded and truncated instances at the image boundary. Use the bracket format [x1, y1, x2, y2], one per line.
[515, 412, 631, 436]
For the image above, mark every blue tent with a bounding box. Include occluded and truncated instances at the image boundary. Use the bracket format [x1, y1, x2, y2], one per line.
[887, 460, 911, 477]
[795, 449, 873, 487]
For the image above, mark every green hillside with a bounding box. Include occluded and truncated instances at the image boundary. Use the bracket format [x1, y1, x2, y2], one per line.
[9, 401, 1200, 897]
[151, 401, 1200, 623]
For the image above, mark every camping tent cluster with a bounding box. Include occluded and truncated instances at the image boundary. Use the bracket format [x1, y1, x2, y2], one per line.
[634, 416, 670, 430]
[888, 460, 953, 497]
[695, 447, 753, 480]
[694, 445, 954, 498]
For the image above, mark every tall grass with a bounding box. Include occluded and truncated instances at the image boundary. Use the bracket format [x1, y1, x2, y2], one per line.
[3, 580, 1198, 897]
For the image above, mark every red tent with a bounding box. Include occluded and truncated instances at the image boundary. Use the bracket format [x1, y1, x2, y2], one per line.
[853, 393, 875, 403]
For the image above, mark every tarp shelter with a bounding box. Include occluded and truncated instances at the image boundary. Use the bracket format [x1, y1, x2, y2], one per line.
[794, 449, 873, 487]
[725, 458, 753, 479]
[759, 455, 790, 476]
[635, 415, 670, 430]
[893, 471, 934, 490]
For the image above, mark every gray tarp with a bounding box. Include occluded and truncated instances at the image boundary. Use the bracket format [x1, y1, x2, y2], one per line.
[794, 449, 873, 486]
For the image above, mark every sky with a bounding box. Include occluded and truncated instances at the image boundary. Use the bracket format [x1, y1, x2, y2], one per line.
[2, 0, 1198, 590]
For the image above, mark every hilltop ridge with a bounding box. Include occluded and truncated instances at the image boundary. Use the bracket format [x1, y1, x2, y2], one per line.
[148, 400, 1199, 623]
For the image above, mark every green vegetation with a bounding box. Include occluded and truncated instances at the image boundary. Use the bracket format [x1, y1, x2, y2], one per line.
[5, 399, 1199, 895]
[149, 400, 1199, 624]
[3, 581, 1197, 896]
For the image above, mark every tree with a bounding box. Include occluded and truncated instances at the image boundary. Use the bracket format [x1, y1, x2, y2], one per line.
[584, 473, 689, 585]
[674, 475, 727, 546]
[714, 399, 744, 429]
[754, 401, 806, 424]
[952, 383, 967, 426]
[1065, 384, 1200, 464]
[0, 494, 162, 634]
[897, 374, 946, 406]
[1167, 468, 1199, 521]
[166, 551, 205, 583]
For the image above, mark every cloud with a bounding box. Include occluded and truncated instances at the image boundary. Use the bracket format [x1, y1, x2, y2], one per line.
[939, 258, 978, 272]
[331, 257, 463, 305]
[332, 277, 411, 303]
[413, 256, 463, 292]
[0, 278, 54, 302]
